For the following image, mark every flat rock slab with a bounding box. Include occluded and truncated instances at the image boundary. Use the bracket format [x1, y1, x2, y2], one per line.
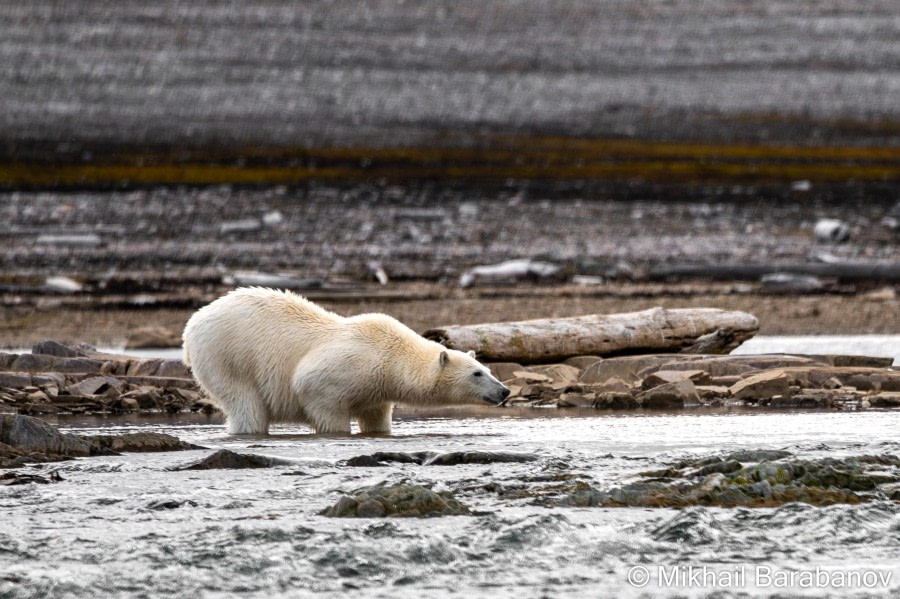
[172, 449, 289, 470]
[579, 355, 697, 385]
[345, 451, 538, 467]
[67, 375, 126, 396]
[730, 370, 791, 401]
[321, 484, 470, 518]
[642, 369, 711, 389]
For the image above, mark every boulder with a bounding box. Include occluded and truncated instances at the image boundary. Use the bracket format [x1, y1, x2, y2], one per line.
[31, 340, 86, 358]
[777, 367, 900, 391]
[320, 484, 470, 517]
[31, 373, 65, 388]
[0, 471, 63, 485]
[0, 353, 17, 369]
[730, 370, 790, 401]
[695, 386, 731, 401]
[594, 391, 640, 409]
[641, 369, 711, 389]
[117, 397, 141, 411]
[0, 373, 31, 388]
[155, 360, 191, 379]
[66, 376, 126, 397]
[589, 377, 632, 394]
[172, 449, 289, 470]
[488, 362, 523, 382]
[120, 386, 165, 409]
[0, 414, 92, 457]
[869, 392, 900, 408]
[769, 390, 836, 408]
[636, 379, 700, 408]
[11, 354, 61, 372]
[511, 371, 553, 383]
[532, 364, 581, 384]
[558, 392, 597, 408]
[126, 359, 161, 376]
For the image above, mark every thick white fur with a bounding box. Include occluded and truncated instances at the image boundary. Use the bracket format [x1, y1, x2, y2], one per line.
[182, 287, 507, 435]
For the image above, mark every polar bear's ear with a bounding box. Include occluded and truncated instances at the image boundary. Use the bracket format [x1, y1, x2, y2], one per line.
[439, 351, 449, 367]
[466, 350, 476, 358]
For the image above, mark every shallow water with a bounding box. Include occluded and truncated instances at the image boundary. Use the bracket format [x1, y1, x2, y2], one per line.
[3, 409, 900, 598]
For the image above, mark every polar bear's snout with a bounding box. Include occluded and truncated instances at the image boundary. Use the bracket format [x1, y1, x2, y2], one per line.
[478, 374, 510, 405]
[483, 385, 511, 405]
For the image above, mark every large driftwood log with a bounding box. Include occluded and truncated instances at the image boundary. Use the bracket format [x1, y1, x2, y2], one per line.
[423, 307, 759, 364]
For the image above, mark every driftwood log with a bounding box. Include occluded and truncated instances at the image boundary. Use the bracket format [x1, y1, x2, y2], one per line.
[423, 307, 759, 364]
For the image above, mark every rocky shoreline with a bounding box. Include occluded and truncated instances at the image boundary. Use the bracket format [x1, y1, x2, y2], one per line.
[1, 340, 898, 421]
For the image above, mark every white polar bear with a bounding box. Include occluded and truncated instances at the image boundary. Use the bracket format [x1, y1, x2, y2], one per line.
[182, 287, 510, 435]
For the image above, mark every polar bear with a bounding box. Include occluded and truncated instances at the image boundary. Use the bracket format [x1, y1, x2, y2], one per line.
[182, 287, 510, 435]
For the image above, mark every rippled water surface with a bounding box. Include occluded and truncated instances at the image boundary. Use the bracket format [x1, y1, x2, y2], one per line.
[2, 408, 899, 598]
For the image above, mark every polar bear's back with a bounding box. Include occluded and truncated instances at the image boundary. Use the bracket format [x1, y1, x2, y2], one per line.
[183, 287, 342, 369]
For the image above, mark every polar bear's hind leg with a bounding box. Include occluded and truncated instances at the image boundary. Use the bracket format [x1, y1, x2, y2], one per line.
[210, 378, 270, 435]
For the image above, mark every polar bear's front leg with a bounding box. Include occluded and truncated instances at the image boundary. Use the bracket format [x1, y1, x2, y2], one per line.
[355, 404, 393, 434]
[311, 411, 352, 435]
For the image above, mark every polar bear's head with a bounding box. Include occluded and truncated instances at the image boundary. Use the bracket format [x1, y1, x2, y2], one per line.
[436, 349, 510, 405]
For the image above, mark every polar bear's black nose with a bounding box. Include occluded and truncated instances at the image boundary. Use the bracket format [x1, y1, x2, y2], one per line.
[501, 387, 511, 399]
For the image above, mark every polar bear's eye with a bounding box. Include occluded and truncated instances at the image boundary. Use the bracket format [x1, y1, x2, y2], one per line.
[473, 372, 483, 377]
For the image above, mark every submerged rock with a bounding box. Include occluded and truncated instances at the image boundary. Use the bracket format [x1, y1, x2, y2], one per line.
[0, 470, 63, 485]
[544, 453, 900, 509]
[172, 449, 288, 470]
[321, 484, 470, 518]
[344, 450, 538, 467]
[81, 432, 203, 455]
[146, 498, 198, 510]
